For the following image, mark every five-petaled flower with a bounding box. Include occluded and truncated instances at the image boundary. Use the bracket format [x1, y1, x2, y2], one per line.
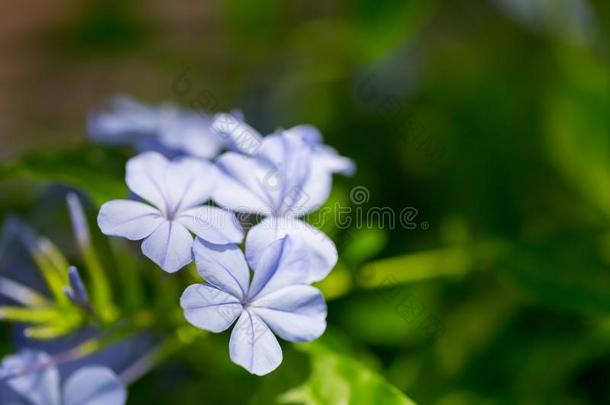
[180, 236, 328, 376]
[98, 152, 244, 273]
[1, 349, 126, 405]
[213, 130, 345, 276]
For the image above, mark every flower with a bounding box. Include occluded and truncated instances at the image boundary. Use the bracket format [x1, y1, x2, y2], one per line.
[283, 125, 355, 176]
[211, 111, 263, 155]
[180, 236, 328, 376]
[1, 349, 126, 405]
[98, 152, 243, 273]
[212, 113, 354, 176]
[88, 96, 225, 159]
[64, 266, 89, 307]
[212, 131, 339, 274]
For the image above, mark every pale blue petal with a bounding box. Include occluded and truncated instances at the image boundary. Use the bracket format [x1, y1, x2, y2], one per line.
[318, 148, 356, 176]
[286, 159, 333, 217]
[284, 124, 323, 145]
[284, 125, 355, 176]
[229, 311, 282, 376]
[62, 366, 126, 405]
[212, 113, 263, 155]
[97, 200, 163, 240]
[126, 152, 216, 215]
[251, 285, 327, 342]
[88, 96, 158, 145]
[213, 153, 274, 216]
[192, 239, 249, 300]
[163, 158, 216, 212]
[125, 152, 170, 210]
[213, 131, 334, 216]
[157, 109, 223, 159]
[180, 284, 243, 332]
[2, 350, 60, 405]
[141, 221, 193, 273]
[256, 133, 312, 216]
[178, 206, 243, 245]
[247, 237, 309, 299]
[246, 218, 337, 286]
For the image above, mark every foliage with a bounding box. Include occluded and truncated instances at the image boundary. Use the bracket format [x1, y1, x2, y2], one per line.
[1, 0, 610, 404]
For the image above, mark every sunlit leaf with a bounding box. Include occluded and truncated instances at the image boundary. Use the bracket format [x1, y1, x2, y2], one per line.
[545, 47, 610, 220]
[280, 342, 417, 405]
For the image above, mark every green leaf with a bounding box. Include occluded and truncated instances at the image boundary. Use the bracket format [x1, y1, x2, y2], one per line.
[333, 285, 445, 346]
[358, 245, 478, 288]
[342, 228, 388, 266]
[280, 342, 417, 405]
[0, 146, 127, 206]
[350, 0, 439, 63]
[498, 236, 610, 314]
[544, 47, 610, 220]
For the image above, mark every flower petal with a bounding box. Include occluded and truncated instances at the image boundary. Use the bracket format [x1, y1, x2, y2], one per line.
[178, 206, 243, 245]
[284, 125, 355, 176]
[157, 109, 223, 159]
[284, 124, 323, 145]
[251, 285, 327, 342]
[125, 152, 170, 210]
[163, 158, 216, 211]
[318, 147, 356, 176]
[212, 153, 274, 216]
[141, 221, 193, 273]
[63, 366, 126, 405]
[2, 350, 61, 405]
[213, 130, 335, 217]
[256, 133, 313, 216]
[212, 112, 263, 155]
[97, 200, 163, 240]
[192, 239, 249, 300]
[88, 96, 158, 146]
[229, 311, 282, 376]
[287, 160, 332, 217]
[247, 236, 310, 299]
[180, 284, 243, 332]
[246, 218, 337, 285]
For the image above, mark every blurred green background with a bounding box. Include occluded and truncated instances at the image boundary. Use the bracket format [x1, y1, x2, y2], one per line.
[1, 0, 610, 404]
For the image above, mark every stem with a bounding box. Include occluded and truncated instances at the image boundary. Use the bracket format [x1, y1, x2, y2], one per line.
[119, 334, 185, 385]
[119, 326, 204, 385]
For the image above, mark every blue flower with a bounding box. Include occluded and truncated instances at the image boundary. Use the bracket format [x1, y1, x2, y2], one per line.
[89, 96, 225, 159]
[98, 152, 244, 273]
[212, 113, 354, 175]
[180, 237, 327, 376]
[1, 350, 126, 405]
[212, 131, 340, 275]
[211, 111, 263, 155]
[283, 125, 355, 176]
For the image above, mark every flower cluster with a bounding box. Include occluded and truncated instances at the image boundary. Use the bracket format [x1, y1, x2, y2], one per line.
[95, 98, 354, 375]
[1, 350, 126, 405]
[88, 96, 225, 159]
